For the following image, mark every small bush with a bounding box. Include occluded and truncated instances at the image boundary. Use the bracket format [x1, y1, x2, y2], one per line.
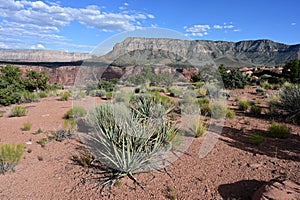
[198, 97, 209, 107]
[256, 99, 263, 104]
[63, 118, 76, 132]
[197, 88, 207, 97]
[0, 111, 4, 117]
[168, 88, 183, 98]
[261, 81, 273, 89]
[267, 122, 291, 139]
[211, 102, 227, 119]
[11, 106, 28, 117]
[105, 92, 113, 99]
[200, 103, 211, 116]
[226, 109, 236, 119]
[38, 137, 49, 147]
[251, 133, 265, 145]
[72, 90, 86, 100]
[59, 91, 71, 101]
[256, 86, 266, 94]
[250, 105, 262, 115]
[66, 106, 87, 119]
[195, 121, 207, 138]
[238, 100, 250, 111]
[89, 89, 106, 97]
[269, 84, 300, 123]
[34, 128, 43, 134]
[22, 122, 32, 131]
[37, 91, 48, 98]
[0, 144, 24, 174]
[54, 129, 73, 142]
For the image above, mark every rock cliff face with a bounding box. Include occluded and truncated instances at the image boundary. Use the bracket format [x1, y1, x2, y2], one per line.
[106, 38, 300, 67]
[0, 49, 93, 62]
[0, 38, 299, 85]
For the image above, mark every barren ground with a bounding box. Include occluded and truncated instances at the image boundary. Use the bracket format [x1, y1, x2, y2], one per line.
[0, 87, 299, 200]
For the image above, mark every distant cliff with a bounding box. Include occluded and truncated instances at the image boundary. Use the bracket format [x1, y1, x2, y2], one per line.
[105, 38, 300, 67]
[0, 38, 299, 85]
[0, 49, 93, 62]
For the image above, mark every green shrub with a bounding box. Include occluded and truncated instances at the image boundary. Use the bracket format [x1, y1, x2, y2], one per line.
[226, 109, 236, 119]
[34, 128, 43, 134]
[168, 88, 183, 98]
[72, 90, 86, 100]
[22, 122, 32, 131]
[269, 84, 300, 122]
[250, 105, 262, 115]
[0, 144, 24, 174]
[19, 91, 39, 103]
[37, 91, 48, 98]
[37, 137, 49, 147]
[59, 91, 71, 101]
[261, 81, 273, 90]
[66, 106, 87, 119]
[200, 103, 211, 116]
[219, 65, 249, 89]
[238, 100, 251, 111]
[211, 102, 227, 119]
[282, 59, 300, 83]
[98, 80, 117, 92]
[0, 111, 4, 117]
[105, 92, 113, 99]
[89, 89, 106, 97]
[198, 97, 209, 106]
[63, 118, 77, 132]
[251, 133, 265, 145]
[197, 88, 207, 97]
[195, 121, 207, 137]
[11, 106, 28, 117]
[256, 86, 266, 94]
[267, 122, 291, 139]
[256, 99, 263, 104]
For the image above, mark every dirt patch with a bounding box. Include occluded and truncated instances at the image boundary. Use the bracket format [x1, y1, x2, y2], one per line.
[0, 89, 299, 200]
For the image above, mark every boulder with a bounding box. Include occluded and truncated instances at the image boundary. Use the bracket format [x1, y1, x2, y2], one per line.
[252, 179, 300, 200]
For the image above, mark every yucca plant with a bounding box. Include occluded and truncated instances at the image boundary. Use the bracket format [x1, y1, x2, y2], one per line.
[270, 84, 300, 122]
[81, 101, 176, 193]
[0, 144, 24, 174]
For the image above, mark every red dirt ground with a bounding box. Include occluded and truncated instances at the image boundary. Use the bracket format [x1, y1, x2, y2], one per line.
[0, 88, 299, 200]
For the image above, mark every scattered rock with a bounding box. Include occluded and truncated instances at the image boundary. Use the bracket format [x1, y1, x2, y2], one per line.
[252, 179, 300, 200]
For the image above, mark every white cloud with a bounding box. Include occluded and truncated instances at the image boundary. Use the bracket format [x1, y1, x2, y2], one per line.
[185, 22, 239, 37]
[224, 25, 234, 29]
[147, 14, 155, 19]
[213, 25, 223, 29]
[30, 43, 45, 49]
[0, 0, 155, 51]
[291, 22, 296, 26]
[184, 24, 210, 36]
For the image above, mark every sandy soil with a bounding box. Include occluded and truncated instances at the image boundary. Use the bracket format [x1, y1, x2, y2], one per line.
[0, 88, 299, 200]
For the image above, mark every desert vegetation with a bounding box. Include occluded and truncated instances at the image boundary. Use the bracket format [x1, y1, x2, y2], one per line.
[0, 59, 299, 199]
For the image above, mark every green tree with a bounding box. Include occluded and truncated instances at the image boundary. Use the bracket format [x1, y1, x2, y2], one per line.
[24, 70, 49, 92]
[282, 59, 300, 83]
[219, 65, 249, 89]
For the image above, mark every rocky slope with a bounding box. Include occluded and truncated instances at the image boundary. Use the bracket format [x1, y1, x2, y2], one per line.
[0, 38, 299, 85]
[106, 38, 300, 67]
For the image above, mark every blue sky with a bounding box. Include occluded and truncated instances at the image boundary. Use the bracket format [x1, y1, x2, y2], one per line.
[0, 0, 299, 52]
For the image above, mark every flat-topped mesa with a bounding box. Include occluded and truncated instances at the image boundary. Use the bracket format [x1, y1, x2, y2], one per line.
[106, 37, 300, 67]
[0, 49, 93, 62]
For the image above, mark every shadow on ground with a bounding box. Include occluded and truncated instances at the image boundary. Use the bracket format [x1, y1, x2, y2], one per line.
[220, 126, 300, 162]
[218, 179, 266, 200]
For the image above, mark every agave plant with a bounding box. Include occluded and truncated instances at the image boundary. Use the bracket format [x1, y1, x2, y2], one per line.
[81, 101, 176, 193]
